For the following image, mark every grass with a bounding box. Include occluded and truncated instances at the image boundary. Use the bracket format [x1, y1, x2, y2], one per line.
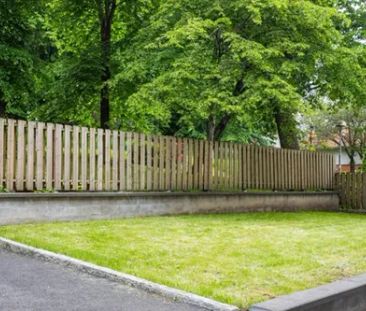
[1, 212, 366, 309]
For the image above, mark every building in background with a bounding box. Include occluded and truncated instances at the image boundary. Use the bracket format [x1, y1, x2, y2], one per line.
[304, 127, 362, 172]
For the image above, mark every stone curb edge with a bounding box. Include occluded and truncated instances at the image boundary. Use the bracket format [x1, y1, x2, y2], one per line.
[0, 237, 239, 311]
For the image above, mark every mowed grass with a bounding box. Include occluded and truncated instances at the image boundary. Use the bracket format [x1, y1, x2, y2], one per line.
[1, 212, 366, 308]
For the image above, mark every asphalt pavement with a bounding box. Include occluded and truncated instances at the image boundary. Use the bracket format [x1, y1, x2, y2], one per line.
[0, 248, 204, 311]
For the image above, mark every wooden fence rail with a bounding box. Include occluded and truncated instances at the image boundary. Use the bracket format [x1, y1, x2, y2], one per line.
[0, 118, 335, 192]
[335, 173, 366, 209]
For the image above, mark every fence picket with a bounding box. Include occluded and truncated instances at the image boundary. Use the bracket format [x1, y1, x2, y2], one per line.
[165, 137, 171, 190]
[171, 137, 177, 190]
[105, 130, 111, 191]
[183, 138, 188, 191]
[112, 130, 119, 191]
[119, 132, 126, 191]
[16, 120, 26, 190]
[54, 124, 63, 191]
[64, 125, 71, 190]
[26, 121, 36, 191]
[140, 133, 146, 191]
[159, 136, 164, 190]
[97, 129, 104, 191]
[89, 128, 96, 191]
[35, 122, 45, 191]
[146, 134, 152, 191]
[46, 123, 54, 190]
[72, 126, 79, 191]
[6, 119, 16, 190]
[126, 132, 132, 191]
[152, 135, 159, 191]
[188, 139, 194, 190]
[80, 127, 88, 190]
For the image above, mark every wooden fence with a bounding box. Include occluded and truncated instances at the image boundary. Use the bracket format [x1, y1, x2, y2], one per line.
[335, 173, 366, 209]
[0, 118, 335, 192]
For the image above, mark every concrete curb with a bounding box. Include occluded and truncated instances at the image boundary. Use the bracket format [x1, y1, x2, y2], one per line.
[250, 272, 366, 311]
[0, 238, 239, 311]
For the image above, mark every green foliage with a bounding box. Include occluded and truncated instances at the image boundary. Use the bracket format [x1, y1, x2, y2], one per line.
[0, 185, 8, 192]
[0, 0, 43, 118]
[114, 0, 363, 142]
[31, 0, 159, 128]
[0, 0, 365, 146]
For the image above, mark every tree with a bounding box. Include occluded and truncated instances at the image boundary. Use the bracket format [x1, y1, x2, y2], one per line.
[115, 0, 355, 147]
[35, 0, 158, 128]
[304, 107, 366, 172]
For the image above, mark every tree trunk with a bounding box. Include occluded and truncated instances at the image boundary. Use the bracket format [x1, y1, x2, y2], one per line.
[350, 156, 356, 172]
[274, 104, 299, 150]
[98, 0, 116, 129]
[0, 98, 6, 118]
[214, 114, 231, 141]
[207, 115, 216, 141]
[100, 67, 110, 129]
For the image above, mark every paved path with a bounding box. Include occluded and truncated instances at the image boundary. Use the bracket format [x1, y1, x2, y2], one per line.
[0, 249, 204, 311]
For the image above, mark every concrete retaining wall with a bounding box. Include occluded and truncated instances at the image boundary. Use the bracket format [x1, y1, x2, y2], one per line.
[0, 191, 339, 225]
[250, 273, 366, 311]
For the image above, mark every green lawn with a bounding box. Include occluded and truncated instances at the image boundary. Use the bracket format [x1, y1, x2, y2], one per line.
[1, 212, 366, 308]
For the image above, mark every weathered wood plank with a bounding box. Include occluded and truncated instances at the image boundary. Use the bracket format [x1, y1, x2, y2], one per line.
[26, 121, 36, 191]
[140, 133, 146, 191]
[171, 137, 177, 190]
[203, 141, 209, 191]
[126, 132, 133, 191]
[165, 136, 171, 190]
[158, 136, 164, 190]
[133, 132, 139, 190]
[72, 126, 80, 191]
[89, 128, 96, 191]
[241, 145, 246, 190]
[213, 141, 219, 191]
[119, 132, 125, 191]
[6, 119, 16, 190]
[112, 130, 119, 191]
[63, 125, 71, 191]
[46, 123, 54, 190]
[188, 139, 194, 190]
[54, 124, 63, 191]
[225, 142, 230, 190]
[176, 138, 183, 190]
[182, 138, 188, 191]
[264, 147, 269, 190]
[80, 127, 88, 190]
[105, 129, 111, 191]
[145, 134, 152, 191]
[35, 122, 45, 191]
[152, 135, 159, 191]
[193, 140, 199, 189]
[97, 129, 104, 191]
[16, 120, 26, 190]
